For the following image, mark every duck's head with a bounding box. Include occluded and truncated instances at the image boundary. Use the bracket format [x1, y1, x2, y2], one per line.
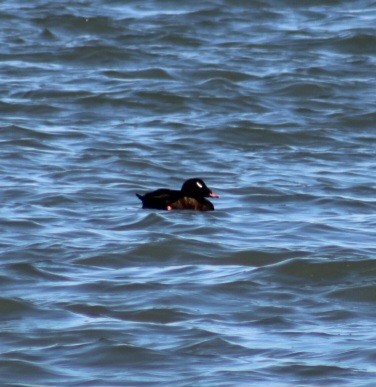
[181, 178, 219, 198]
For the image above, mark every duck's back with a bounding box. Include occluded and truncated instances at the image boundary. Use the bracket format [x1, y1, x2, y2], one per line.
[137, 189, 181, 209]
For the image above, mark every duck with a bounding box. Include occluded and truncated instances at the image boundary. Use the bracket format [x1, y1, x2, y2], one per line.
[136, 178, 219, 211]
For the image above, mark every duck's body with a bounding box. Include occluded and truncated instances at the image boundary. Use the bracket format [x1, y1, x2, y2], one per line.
[136, 178, 218, 211]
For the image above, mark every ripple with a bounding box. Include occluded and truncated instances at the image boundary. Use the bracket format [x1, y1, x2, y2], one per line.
[336, 32, 376, 54]
[0, 297, 35, 317]
[0, 359, 61, 383]
[329, 284, 376, 303]
[76, 342, 167, 367]
[266, 258, 376, 283]
[103, 68, 174, 81]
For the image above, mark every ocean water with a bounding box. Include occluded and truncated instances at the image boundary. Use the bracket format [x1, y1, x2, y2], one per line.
[1, 0, 376, 386]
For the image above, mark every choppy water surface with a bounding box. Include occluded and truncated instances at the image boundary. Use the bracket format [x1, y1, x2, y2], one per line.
[1, 0, 376, 386]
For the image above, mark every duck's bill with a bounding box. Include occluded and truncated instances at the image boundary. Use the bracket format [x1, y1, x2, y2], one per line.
[209, 192, 219, 198]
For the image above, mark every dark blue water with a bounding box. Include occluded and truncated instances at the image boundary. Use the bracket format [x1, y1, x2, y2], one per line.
[1, 1, 376, 386]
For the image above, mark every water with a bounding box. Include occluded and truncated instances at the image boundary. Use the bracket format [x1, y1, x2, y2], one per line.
[1, 0, 376, 386]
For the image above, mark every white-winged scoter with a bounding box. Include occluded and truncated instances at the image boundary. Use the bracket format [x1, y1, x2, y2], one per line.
[136, 178, 219, 211]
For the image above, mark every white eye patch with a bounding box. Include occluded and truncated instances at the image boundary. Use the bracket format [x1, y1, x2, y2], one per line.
[196, 181, 203, 188]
